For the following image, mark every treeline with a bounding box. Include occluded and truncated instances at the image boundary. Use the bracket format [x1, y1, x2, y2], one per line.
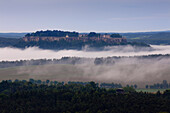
[25, 30, 79, 37]
[0, 80, 169, 113]
[100, 83, 123, 88]
[0, 57, 87, 68]
[146, 80, 170, 89]
[1, 54, 170, 68]
[10, 79, 128, 89]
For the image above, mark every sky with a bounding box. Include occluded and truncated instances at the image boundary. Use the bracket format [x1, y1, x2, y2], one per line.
[0, 0, 170, 33]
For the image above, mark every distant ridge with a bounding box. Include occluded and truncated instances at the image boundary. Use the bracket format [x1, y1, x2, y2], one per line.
[0, 33, 28, 38]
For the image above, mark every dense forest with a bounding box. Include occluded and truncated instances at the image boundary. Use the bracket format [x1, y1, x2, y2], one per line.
[0, 80, 169, 113]
[0, 37, 20, 47]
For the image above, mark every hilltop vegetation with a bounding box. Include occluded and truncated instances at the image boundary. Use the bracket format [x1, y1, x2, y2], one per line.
[25, 30, 79, 37]
[25, 30, 123, 38]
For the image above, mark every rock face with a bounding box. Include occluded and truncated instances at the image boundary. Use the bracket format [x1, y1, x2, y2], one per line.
[23, 35, 127, 44]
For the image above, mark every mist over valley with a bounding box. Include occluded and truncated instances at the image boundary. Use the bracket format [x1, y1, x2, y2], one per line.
[0, 45, 170, 61]
[1, 45, 170, 88]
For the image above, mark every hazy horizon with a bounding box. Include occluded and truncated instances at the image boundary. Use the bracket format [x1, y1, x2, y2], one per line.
[0, 29, 170, 34]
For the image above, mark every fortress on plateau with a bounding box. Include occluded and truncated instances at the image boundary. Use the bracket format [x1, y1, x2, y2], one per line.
[23, 30, 127, 44]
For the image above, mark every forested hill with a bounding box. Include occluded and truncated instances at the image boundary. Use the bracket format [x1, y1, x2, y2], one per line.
[0, 80, 169, 113]
[0, 33, 27, 38]
[0, 30, 151, 50]
[17, 30, 149, 49]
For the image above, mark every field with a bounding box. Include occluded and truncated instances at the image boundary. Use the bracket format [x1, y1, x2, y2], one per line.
[0, 64, 88, 82]
[0, 64, 169, 89]
[136, 89, 168, 93]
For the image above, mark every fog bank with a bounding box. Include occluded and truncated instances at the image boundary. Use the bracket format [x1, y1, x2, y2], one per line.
[0, 56, 170, 88]
[1, 45, 170, 61]
[1, 45, 170, 87]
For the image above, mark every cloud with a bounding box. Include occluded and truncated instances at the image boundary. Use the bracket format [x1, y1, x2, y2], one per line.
[1, 45, 170, 61]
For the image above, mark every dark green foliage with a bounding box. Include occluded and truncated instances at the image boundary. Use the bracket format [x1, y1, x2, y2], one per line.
[0, 80, 169, 113]
[0, 37, 20, 47]
[25, 30, 79, 37]
[123, 87, 136, 93]
[100, 83, 122, 88]
[110, 33, 122, 38]
[88, 32, 100, 37]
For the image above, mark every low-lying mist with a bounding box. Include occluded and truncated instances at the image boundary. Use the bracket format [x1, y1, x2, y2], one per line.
[1, 45, 170, 61]
[0, 56, 170, 88]
[1, 45, 170, 88]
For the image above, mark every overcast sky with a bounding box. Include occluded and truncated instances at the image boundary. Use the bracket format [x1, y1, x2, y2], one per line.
[0, 0, 170, 32]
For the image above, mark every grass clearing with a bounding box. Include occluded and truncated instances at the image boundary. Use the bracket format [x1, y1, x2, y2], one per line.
[136, 89, 168, 93]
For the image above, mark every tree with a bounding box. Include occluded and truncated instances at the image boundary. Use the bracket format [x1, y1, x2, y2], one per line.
[134, 84, 137, 89]
[123, 87, 136, 93]
[88, 32, 100, 37]
[29, 78, 35, 83]
[146, 85, 149, 89]
[110, 34, 122, 38]
[46, 80, 50, 84]
[88, 81, 98, 89]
